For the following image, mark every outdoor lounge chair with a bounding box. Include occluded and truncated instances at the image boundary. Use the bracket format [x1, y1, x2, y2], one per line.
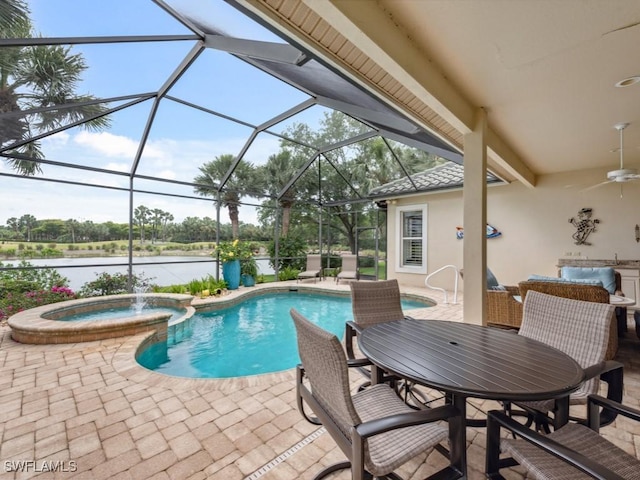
[336, 253, 359, 284]
[297, 254, 322, 283]
[290, 308, 464, 480]
[486, 394, 640, 479]
[505, 291, 623, 432]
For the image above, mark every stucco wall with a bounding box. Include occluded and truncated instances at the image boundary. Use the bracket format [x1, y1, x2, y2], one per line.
[386, 167, 640, 292]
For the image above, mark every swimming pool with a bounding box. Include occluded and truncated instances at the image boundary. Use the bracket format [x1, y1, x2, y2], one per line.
[136, 291, 429, 378]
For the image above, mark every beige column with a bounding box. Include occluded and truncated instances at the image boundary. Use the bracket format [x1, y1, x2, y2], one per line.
[463, 109, 488, 325]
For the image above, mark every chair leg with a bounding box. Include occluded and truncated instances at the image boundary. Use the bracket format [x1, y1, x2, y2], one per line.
[312, 460, 351, 480]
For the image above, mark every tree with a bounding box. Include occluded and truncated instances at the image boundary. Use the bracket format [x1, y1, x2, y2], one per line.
[66, 218, 79, 243]
[6, 217, 19, 238]
[193, 154, 260, 239]
[18, 213, 36, 242]
[0, 0, 109, 175]
[134, 205, 150, 244]
[258, 150, 303, 236]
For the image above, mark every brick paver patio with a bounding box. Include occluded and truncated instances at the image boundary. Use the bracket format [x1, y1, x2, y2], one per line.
[1, 280, 638, 479]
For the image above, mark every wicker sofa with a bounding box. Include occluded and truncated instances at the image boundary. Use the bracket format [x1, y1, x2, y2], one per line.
[487, 280, 618, 360]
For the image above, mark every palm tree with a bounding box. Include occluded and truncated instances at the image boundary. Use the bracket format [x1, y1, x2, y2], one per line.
[259, 150, 301, 236]
[134, 205, 150, 244]
[18, 213, 36, 242]
[193, 154, 259, 239]
[0, 0, 109, 175]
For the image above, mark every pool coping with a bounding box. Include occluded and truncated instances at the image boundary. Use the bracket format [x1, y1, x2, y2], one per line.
[7, 293, 194, 344]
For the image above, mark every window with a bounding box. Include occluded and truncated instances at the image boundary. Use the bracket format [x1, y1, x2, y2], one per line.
[396, 205, 427, 273]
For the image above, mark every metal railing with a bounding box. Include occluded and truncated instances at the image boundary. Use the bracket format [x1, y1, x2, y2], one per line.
[424, 264, 460, 304]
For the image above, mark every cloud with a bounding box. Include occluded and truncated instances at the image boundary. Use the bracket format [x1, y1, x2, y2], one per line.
[74, 131, 140, 157]
[104, 162, 130, 173]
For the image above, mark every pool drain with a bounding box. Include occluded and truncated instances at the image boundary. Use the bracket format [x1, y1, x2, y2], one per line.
[244, 427, 325, 480]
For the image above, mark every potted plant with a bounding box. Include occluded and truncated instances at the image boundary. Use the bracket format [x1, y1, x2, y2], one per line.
[241, 255, 258, 287]
[214, 240, 247, 290]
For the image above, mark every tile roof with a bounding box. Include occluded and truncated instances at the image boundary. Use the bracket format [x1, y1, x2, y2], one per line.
[368, 161, 502, 198]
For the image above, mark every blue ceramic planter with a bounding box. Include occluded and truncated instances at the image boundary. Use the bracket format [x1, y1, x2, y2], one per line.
[222, 260, 241, 290]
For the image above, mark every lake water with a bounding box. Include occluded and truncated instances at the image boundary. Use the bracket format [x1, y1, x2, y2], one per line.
[6, 256, 275, 290]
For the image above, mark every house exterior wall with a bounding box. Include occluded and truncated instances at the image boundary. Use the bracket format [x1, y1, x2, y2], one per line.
[386, 167, 640, 294]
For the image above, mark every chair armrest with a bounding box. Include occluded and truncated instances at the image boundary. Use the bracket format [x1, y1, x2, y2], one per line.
[355, 404, 459, 439]
[504, 285, 521, 295]
[486, 287, 523, 328]
[582, 360, 623, 426]
[588, 394, 640, 431]
[583, 360, 623, 381]
[486, 410, 625, 480]
[347, 358, 372, 369]
[345, 321, 360, 360]
[346, 320, 363, 334]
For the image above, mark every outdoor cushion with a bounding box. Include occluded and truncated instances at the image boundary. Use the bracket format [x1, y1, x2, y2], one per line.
[527, 274, 604, 287]
[560, 266, 616, 294]
[487, 268, 500, 289]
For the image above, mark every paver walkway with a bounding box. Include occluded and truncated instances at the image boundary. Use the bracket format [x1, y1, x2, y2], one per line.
[0, 279, 638, 479]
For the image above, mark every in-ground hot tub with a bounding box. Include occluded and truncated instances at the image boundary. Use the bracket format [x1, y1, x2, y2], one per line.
[8, 293, 194, 344]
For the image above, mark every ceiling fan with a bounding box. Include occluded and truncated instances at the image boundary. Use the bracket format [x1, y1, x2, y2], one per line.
[584, 122, 640, 195]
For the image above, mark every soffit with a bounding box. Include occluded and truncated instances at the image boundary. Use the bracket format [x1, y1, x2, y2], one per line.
[241, 1, 470, 160]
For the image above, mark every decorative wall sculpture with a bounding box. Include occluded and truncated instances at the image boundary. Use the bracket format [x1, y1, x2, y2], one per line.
[456, 224, 501, 239]
[569, 207, 600, 245]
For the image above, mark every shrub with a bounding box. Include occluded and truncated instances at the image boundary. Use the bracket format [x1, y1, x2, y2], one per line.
[0, 260, 73, 321]
[268, 235, 306, 271]
[0, 286, 76, 321]
[77, 272, 154, 297]
[278, 266, 300, 281]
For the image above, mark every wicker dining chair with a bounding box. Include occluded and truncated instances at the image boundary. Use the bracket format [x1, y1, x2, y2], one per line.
[506, 291, 623, 431]
[518, 280, 618, 360]
[345, 279, 407, 361]
[487, 394, 640, 479]
[345, 280, 431, 404]
[297, 254, 322, 283]
[291, 308, 464, 480]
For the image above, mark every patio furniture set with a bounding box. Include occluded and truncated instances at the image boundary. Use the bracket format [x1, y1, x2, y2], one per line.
[291, 279, 640, 479]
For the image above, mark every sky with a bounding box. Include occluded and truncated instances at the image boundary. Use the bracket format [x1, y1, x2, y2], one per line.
[0, 0, 329, 227]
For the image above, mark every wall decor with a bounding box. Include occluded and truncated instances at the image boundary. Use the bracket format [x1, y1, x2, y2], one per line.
[456, 224, 502, 239]
[635, 224, 639, 243]
[568, 207, 600, 245]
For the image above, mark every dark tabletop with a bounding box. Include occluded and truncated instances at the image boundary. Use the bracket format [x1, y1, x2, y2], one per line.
[358, 319, 585, 402]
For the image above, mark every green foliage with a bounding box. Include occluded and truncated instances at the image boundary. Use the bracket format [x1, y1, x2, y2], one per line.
[153, 284, 188, 294]
[240, 256, 258, 277]
[278, 266, 300, 281]
[0, 260, 74, 321]
[187, 275, 227, 296]
[0, 260, 69, 291]
[214, 239, 253, 263]
[268, 235, 307, 270]
[77, 272, 154, 297]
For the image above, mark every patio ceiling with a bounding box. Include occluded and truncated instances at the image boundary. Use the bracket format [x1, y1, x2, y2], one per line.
[237, 0, 640, 191]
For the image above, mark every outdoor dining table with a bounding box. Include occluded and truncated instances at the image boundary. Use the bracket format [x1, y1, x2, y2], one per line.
[357, 318, 585, 478]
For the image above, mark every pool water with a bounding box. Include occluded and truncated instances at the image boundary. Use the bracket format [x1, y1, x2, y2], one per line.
[136, 292, 429, 378]
[59, 306, 186, 323]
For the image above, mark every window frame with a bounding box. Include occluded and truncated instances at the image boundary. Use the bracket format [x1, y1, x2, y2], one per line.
[396, 204, 427, 274]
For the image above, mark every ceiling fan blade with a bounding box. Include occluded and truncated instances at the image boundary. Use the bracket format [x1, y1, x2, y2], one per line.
[581, 180, 613, 192]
